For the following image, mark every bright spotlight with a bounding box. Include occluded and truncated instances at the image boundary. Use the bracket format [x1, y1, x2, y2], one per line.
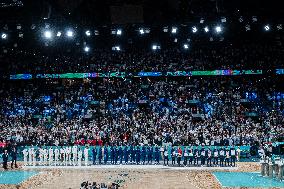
[204, 27, 209, 33]
[171, 27, 177, 34]
[1, 33, 7, 39]
[215, 26, 222, 33]
[152, 45, 160, 50]
[112, 46, 121, 51]
[66, 30, 74, 37]
[264, 25, 270, 31]
[183, 44, 189, 49]
[44, 31, 52, 39]
[84, 46, 90, 52]
[192, 26, 198, 33]
[56, 32, 62, 37]
[139, 28, 145, 34]
[116, 29, 122, 35]
[85, 30, 91, 36]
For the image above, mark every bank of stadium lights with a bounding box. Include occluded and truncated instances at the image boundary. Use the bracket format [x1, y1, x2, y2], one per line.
[192, 26, 198, 33]
[215, 26, 222, 33]
[84, 46, 90, 52]
[152, 44, 161, 50]
[183, 44, 189, 49]
[264, 25, 270, 31]
[111, 29, 122, 35]
[138, 28, 150, 35]
[112, 46, 120, 51]
[66, 30, 74, 37]
[171, 27, 177, 34]
[85, 30, 91, 36]
[1, 33, 7, 39]
[44, 30, 52, 39]
[204, 26, 209, 33]
[56, 31, 62, 37]
[139, 28, 145, 34]
[116, 29, 122, 35]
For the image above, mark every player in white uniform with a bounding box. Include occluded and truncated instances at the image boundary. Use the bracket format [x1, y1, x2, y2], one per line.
[31, 148, 36, 166]
[54, 148, 60, 166]
[49, 148, 54, 165]
[84, 147, 89, 166]
[72, 146, 78, 166]
[65, 147, 71, 166]
[78, 148, 83, 166]
[38, 147, 44, 165]
[28, 148, 33, 165]
[68, 147, 72, 165]
[43, 148, 48, 166]
[22, 149, 28, 166]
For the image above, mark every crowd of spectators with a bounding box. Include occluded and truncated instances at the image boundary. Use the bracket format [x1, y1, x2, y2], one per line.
[0, 42, 283, 75]
[0, 76, 283, 148]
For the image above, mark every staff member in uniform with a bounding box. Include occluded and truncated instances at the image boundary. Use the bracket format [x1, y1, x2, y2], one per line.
[11, 147, 18, 168]
[206, 148, 212, 167]
[104, 146, 109, 164]
[124, 146, 129, 164]
[200, 147, 206, 166]
[219, 148, 225, 167]
[141, 146, 146, 165]
[92, 147, 97, 165]
[194, 148, 200, 166]
[188, 149, 194, 165]
[154, 146, 160, 164]
[119, 146, 123, 165]
[225, 148, 230, 166]
[213, 148, 219, 166]
[171, 147, 176, 165]
[183, 147, 189, 166]
[147, 146, 153, 164]
[130, 145, 135, 163]
[163, 147, 169, 166]
[2, 149, 9, 170]
[136, 147, 141, 165]
[98, 146, 102, 164]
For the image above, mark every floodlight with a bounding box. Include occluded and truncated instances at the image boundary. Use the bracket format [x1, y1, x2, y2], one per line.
[215, 26, 222, 33]
[139, 28, 145, 34]
[84, 46, 90, 52]
[152, 45, 160, 50]
[116, 29, 122, 35]
[85, 30, 91, 36]
[264, 25, 270, 31]
[56, 32, 62, 37]
[66, 30, 74, 37]
[204, 27, 209, 33]
[171, 27, 177, 34]
[112, 46, 120, 51]
[183, 44, 189, 49]
[1, 33, 7, 39]
[192, 26, 198, 33]
[44, 30, 52, 39]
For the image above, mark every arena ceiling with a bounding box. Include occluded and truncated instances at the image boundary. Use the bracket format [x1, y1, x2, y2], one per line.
[0, 0, 283, 25]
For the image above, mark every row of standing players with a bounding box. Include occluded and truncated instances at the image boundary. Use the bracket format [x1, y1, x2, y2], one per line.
[23, 146, 239, 167]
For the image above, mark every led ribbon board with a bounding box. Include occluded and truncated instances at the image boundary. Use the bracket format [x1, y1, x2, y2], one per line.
[9, 70, 263, 79]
